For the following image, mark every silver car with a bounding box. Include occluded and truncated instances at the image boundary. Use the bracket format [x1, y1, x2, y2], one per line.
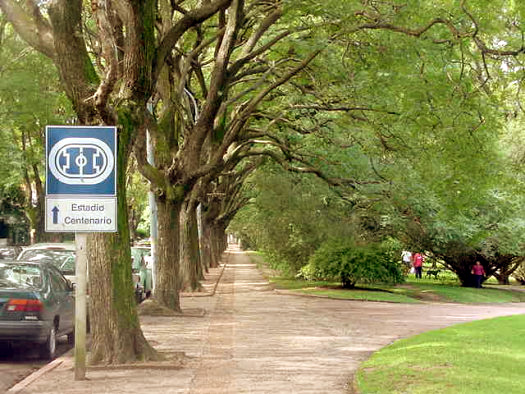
[17, 243, 76, 285]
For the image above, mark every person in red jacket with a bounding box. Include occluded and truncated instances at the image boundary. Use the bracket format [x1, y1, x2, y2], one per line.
[412, 252, 424, 279]
[471, 261, 486, 288]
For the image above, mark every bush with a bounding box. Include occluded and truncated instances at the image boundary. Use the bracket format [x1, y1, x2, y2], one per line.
[301, 239, 404, 288]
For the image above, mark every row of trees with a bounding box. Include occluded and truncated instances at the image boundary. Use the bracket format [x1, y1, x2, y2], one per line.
[230, 2, 525, 286]
[0, 0, 524, 364]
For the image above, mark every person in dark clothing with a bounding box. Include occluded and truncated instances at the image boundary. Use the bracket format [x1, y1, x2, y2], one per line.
[471, 261, 486, 288]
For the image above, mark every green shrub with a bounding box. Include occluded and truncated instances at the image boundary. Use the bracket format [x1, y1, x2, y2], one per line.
[301, 239, 404, 288]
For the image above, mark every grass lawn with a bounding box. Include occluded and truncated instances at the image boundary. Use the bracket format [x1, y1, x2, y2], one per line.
[270, 277, 420, 303]
[355, 314, 525, 393]
[297, 287, 419, 303]
[249, 252, 525, 304]
[268, 276, 525, 304]
[404, 279, 525, 303]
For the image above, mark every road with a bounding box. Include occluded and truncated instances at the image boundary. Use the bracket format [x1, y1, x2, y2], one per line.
[0, 338, 72, 392]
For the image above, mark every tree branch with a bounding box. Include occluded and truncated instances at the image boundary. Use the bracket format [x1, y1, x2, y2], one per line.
[152, 0, 232, 84]
[0, 0, 55, 59]
[239, 4, 282, 57]
[289, 104, 400, 116]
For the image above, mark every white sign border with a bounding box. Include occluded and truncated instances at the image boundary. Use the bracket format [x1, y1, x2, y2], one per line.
[45, 195, 118, 233]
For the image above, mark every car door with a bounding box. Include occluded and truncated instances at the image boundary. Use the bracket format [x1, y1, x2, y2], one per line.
[49, 268, 75, 335]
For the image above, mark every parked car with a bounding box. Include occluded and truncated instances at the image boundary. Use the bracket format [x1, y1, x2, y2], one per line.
[131, 246, 153, 302]
[0, 246, 23, 260]
[18, 243, 148, 304]
[17, 243, 76, 284]
[0, 260, 74, 359]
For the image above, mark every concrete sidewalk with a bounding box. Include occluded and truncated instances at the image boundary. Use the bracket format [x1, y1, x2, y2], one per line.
[8, 247, 525, 393]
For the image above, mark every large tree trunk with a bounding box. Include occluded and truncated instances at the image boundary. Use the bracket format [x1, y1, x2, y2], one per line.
[200, 224, 213, 271]
[494, 259, 522, 285]
[88, 135, 157, 363]
[88, 233, 157, 364]
[153, 197, 182, 312]
[180, 197, 203, 291]
[444, 259, 477, 287]
[210, 223, 226, 268]
[50, 1, 158, 362]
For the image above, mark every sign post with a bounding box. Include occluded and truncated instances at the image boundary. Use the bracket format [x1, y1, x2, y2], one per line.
[74, 233, 88, 380]
[45, 126, 117, 381]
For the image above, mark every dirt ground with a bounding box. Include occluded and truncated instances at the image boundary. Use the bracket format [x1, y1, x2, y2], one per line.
[11, 247, 525, 393]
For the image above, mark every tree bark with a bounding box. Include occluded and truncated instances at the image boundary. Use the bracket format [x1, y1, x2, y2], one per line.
[87, 122, 158, 363]
[180, 197, 203, 291]
[211, 223, 227, 267]
[154, 197, 183, 312]
[200, 224, 213, 270]
[87, 233, 157, 364]
[494, 260, 522, 285]
[47, 0, 99, 122]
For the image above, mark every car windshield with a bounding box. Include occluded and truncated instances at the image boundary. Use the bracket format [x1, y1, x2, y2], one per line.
[0, 263, 43, 289]
[19, 249, 75, 275]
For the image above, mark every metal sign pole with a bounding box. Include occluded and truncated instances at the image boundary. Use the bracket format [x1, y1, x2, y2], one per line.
[74, 233, 88, 380]
[147, 129, 157, 293]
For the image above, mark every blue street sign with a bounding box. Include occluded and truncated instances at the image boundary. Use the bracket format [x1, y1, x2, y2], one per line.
[46, 126, 117, 196]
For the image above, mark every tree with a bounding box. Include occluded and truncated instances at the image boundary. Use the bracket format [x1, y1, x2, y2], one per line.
[302, 238, 403, 288]
[199, 161, 256, 271]
[0, 0, 166, 363]
[1, 0, 279, 361]
[129, 0, 325, 306]
[229, 165, 357, 273]
[0, 18, 73, 243]
[231, 0, 525, 284]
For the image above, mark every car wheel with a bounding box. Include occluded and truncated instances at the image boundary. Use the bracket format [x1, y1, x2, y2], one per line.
[40, 326, 57, 360]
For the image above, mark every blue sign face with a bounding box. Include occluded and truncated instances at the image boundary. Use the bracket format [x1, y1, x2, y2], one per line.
[46, 126, 117, 196]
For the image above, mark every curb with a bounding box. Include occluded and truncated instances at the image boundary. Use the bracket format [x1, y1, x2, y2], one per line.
[210, 252, 229, 296]
[179, 251, 229, 298]
[7, 351, 72, 393]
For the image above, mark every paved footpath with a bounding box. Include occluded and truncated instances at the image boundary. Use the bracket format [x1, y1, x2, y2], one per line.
[9, 247, 525, 393]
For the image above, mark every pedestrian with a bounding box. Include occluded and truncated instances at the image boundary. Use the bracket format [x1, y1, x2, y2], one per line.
[412, 252, 424, 279]
[401, 250, 412, 266]
[401, 250, 412, 275]
[471, 261, 486, 288]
